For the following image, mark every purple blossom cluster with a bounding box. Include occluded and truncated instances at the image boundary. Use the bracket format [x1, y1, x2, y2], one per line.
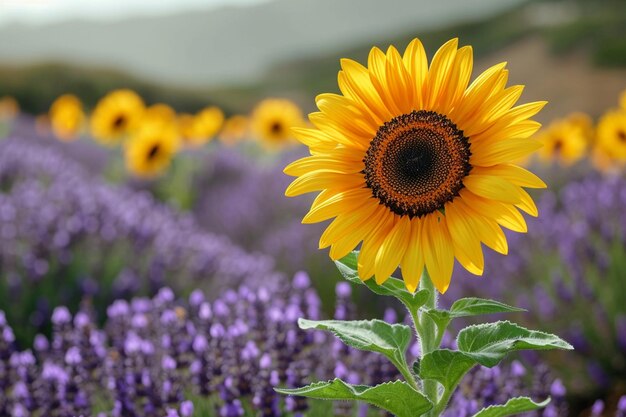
[0, 137, 281, 342]
[445, 173, 626, 396]
[0, 274, 576, 417]
[0, 273, 320, 417]
[191, 147, 327, 275]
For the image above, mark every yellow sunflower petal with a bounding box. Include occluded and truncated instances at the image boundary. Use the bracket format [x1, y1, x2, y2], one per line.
[459, 189, 527, 233]
[463, 174, 525, 204]
[424, 38, 458, 111]
[285, 171, 363, 196]
[515, 188, 539, 217]
[368, 47, 403, 116]
[338, 60, 389, 124]
[471, 164, 546, 189]
[374, 215, 411, 284]
[385, 45, 415, 114]
[357, 211, 395, 281]
[402, 38, 428, 109]
[470, 138, 542, 167]
[303, 188, 372, 223]
[445, 202, 485, 275]
[401, 219, 425, 292]
[422, 213, 455, 294]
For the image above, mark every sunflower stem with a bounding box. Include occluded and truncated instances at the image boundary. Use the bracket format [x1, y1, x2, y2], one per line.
[417, 269, 440, 416]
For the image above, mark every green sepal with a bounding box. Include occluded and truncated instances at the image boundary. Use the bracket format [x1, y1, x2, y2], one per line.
[458, 321, 573, 367]
[275, 379, 433, 417]
[419, 349, 476, 391]
[298, 318, 412, 375]
[335, 251, 429, 311]
[472, 396, 551, 417]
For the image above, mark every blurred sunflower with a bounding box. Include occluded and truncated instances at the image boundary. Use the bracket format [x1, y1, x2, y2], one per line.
[49, 94, 85, 141]
[125, 124, 180, 178]
[178, 106, 224, 147]
[142, 103, 177, 127]
[536, 115, 589, 165]
[90, 89, 145, 145]
[251, 98, 304, 148]
[596, 109, 626, 162]
[285, 38, 546, 293]
[0, 96, 19, 120]
[219, 115, 249, 146]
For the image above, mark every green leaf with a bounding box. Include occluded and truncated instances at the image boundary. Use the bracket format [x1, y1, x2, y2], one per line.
[335, 252, 429, 311]
[275, 379, 432, 417]
[298, 318, 412, 372]
[420, 349, 476, 391]
[472, 396, 551, 417]
[449, 298, 526, 318]
[423, 298, 524, 334]
[457, 321, 573, 367]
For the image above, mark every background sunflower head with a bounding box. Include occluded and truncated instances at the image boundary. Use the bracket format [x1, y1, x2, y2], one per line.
[49, 94, 85, 141]
[251, 98, 305, 148]
[90, 89, 145, 145]
[124, 123, 180, 178]
[219, 115, 249, 146]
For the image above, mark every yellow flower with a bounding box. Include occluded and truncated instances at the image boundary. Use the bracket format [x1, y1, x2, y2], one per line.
[285, 38, 546, 294]
[219, 115, 249, 146]
[535, 114, 589, 165]
[178, 106, 224, 147]
[90, 89, 145, 145]
[596, 109, 626, 161]
[142, 103, 177, 128]
[0, 96, 19, 120]
[125, 123, 180, 178]
[251, 98, 304, 148]
[49, 94, 85, 141]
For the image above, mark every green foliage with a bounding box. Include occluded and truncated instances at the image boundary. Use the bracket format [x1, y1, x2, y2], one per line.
[335, 252, 429, 312]
[298, 318, 414, 384]
[457, 321, 573, 368]
[276, 379, 432, 417]
[419, 349, 476, 393]
[472, 397, 551, 417]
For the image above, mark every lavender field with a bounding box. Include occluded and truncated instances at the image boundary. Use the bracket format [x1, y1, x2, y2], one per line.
[1, 0, 626, 416]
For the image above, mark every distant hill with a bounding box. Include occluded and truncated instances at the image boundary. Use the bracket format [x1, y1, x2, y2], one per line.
[0, 0, 525, 88]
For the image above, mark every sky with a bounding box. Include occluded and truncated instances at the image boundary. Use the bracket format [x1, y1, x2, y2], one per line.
[0, 0, 269, 26]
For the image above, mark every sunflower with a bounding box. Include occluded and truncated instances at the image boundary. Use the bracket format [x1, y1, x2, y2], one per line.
[178, 106, 224, 147]
[596, 109, 626, 161]
[219, 115, 249, 146]
[535, 114, 589, 165]
[90, 89, 145, 145]
[285, 38, 546, 293]
[0, 96, 19, 121]
[251, 98, 305, 148]
[49, 94, 85, 141]
[142, 103, 177, 127]
[125, 123, 180, 178]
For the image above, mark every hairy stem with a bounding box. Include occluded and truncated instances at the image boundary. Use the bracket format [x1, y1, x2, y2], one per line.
[418, 269, 440, 416]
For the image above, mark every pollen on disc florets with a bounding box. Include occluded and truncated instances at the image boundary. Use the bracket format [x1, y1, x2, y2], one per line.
[363, 110, 472, 218]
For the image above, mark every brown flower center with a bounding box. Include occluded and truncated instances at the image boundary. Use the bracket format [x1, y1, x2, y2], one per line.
[147, 143, 160, 161]
[112, 114, 127, 130]
[363, 110, 471, 218]
[270, 121, 283, 136]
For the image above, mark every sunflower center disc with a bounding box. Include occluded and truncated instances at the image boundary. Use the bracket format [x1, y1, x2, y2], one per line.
[147, 144, 160, 160]
[363, 110, 472, 218]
